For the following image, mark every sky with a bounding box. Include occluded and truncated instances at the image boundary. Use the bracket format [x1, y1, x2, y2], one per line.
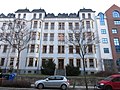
[0, 0, 120, 15]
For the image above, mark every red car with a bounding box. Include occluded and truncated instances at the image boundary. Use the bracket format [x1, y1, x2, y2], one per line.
[96, 74, 120, 90]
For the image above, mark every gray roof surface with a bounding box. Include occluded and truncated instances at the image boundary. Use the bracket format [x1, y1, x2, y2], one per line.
[79, 8, 95, 12]
[15, 9, 30, 13]
[31, 9, 45, 13]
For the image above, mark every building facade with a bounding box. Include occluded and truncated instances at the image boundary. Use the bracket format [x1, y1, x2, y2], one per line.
[105, 4, 120, 72]
[0, 7, 113, 74]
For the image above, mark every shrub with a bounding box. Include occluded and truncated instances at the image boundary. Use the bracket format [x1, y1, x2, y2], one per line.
[66, 65, 80, 76]
[41, 60, 56, 75]
[94, 71, 115, 77]
[0, 80, 31, 88]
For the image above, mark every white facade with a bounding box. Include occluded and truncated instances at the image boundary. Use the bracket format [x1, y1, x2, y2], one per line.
[0, 8, 112, 74]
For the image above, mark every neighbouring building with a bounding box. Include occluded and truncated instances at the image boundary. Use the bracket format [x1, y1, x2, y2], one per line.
[96, 12, 113, 72]
[105, 4, 120, 72]
[0, 7, 113, 75]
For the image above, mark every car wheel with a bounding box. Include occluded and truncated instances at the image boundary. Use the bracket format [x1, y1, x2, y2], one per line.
[37, 83, 44, 89]
[61, 84, 67, 90]
[105, 86, 112, 90]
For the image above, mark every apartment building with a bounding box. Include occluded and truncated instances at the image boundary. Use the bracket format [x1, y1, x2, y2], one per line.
[105, 4, 120, 72]
[0, 8, 111, 74]
[96, 12, 113, 72]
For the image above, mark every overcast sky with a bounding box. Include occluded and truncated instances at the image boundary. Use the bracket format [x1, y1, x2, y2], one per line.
[1, 0, 120, 15]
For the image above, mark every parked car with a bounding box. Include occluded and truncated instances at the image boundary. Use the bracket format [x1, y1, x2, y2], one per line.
[34, 75, 70, 90]
[95, 74, 120, 90]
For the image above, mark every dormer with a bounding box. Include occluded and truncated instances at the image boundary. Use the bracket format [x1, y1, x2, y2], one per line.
[78, 8, 95, 20]
[15, 8, 30, 20]
[31, 8, 46, 20]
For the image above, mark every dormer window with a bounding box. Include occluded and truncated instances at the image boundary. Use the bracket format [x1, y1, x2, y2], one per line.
[88, 13, 91, 18]
[82, 13, 85, 19]
[39, 13, 42, 18]
[23, 14, 26, 18]
[18, 14, 21, 18]
[33, 13, 36, 18]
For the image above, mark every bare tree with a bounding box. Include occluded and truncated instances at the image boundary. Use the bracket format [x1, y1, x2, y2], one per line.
[66, 26, 99, 90]
[0, 20, 31, 74]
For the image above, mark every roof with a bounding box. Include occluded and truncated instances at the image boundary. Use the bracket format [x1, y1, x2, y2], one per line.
[31, 9, 45, 13]
[15, 8, 30, 13]
[45, 13, 78, 18]
[0, 13, 15, 18]
[111, 74, 120, 77]
[79, 8, 95, 12]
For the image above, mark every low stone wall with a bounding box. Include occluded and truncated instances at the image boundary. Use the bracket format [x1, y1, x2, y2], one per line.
[16, 75, 104, 86]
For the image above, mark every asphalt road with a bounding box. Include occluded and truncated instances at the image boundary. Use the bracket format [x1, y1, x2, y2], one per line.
[0, 87, 95, 90]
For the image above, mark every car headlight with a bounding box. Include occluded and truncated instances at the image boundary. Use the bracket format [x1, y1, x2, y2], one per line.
[100, 83, 104, 85]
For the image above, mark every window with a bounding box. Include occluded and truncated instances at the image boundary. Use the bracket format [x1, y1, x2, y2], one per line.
[0, 58, 5, 66]
[69, 59, 73, 66]
[89, 59, 94, 68]
[112, 77, 120, 82]
[49, 45, 53, 53]
[114, 38, 119, 45]
[75, 22, 79, 29]
[114, 20, 120, 25]
[115, 46, 120, 53]
[58, 45, 64, 53]
[112, 11, 120, 18]
[88, 45, 93, 53]
[3, 45, 7, 53]
[39, 21, 41, 28]
[33, 21, 38, 28]
[28, 58, 33, 66]
[58, 33, 64, 41]
[102, 38, 108, 43]
[114, 38, 120, 53]
[35, 58, 38, 67]
[12, 45, 16, 53]
[10, 58, 14, 66]
[44, 22, 48, 29]
[104, 48, 109, 53]
[68, 33, 73, 41]
[76, 46, 80, 54]
[39, 13, 42, 18]
[99, 13, 105, 25]
[86, 21, 90, 28]
[23, 14, 26, 18]
[101, 29, 106, 34]
[69, 45, 73, 53]
[43, 33, 48, 41]
[87, 32, 93, 42]
[32, 32, 36, 40]
[50, 23, 54, 30]
[69, 22, 73, 30]
[88, 13, 91, 18]
[75, 33, 80, 41]
[76, 59, 81, 67]
[38, 32, 40, 40]
[50, 33, 54, 41]
[8, 23, 12, 29]
[30, 44, 35, 53]
[58, 22, 65, 30]
[33, 13, 36, 18]
[82, 13, 85, 19]
[18, 14, 21, 18]
[43, 45, 47, 53]
[112, 28, 117, 34]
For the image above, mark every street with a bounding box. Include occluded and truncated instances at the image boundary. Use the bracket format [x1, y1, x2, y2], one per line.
[0, 86, 95, 90]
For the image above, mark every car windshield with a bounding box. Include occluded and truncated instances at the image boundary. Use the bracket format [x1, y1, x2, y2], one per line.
[104, 76, 113, 81]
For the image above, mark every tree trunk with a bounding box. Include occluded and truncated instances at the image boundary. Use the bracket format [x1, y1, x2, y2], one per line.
[17, 50, 20, 75]
[83, 57, 88, 90]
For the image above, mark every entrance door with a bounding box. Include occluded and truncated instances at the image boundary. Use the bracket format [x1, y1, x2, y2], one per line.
[58, 59, 64, 69]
